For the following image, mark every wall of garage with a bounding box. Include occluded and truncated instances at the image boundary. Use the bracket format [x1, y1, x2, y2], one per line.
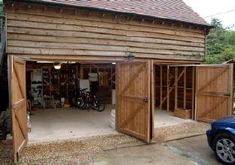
[5, 1, 206, 61]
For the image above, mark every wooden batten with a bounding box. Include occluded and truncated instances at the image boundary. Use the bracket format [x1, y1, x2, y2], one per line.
[192, 67, 195, 120]
[174, 67, 178, 109]
[184, 67, 187, 109]
[79, 66, 84, 79]
[150, 60, 155, 139]
[166, 66, 170, 111]
[160, 65, 163, 110]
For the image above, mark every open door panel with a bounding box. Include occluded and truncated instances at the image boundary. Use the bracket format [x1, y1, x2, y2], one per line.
[195, 64, 233, 122]
[9, 56, 28, 162]
[116, 60, 152, 143]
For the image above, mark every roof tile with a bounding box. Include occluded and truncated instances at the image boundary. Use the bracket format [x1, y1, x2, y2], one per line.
[34, 0, 209, 26]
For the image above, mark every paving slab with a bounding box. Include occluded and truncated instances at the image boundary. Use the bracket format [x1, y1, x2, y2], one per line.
[166, 135, 222, 165]
[91, 143, 196, 165]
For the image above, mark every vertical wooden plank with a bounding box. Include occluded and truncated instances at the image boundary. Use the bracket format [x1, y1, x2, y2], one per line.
[167, 65, 170, 111]
[195, 66, 198, 120]
[150, 60, 155, 140]
[228, 64, 233, 116]
[174, 67, 178, 110]
[192, 67, 195, 120]
[160, 65, 162, 110]
[184, 67, 187, 109]
[115, 63, 119, 130]
[146, 60, 151, 143]
[49, 67, 52, 99]
[75, 64, 78, 96]
[80, 66, 84, 79]
[8, 55, 15, 161]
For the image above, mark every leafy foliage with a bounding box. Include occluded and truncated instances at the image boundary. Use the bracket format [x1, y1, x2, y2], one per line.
[205, 18, 235, 64]
[0, 0, 3, 16]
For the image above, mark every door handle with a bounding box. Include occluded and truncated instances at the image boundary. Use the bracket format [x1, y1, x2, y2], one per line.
[143, 97, 148, 103]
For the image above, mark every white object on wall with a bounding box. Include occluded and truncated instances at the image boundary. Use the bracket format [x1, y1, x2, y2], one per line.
[79, 79, 90, 91]
[88, 73, 98, 82]
[110, 109, 116, 129]
[31, 69, 42, 82]
[31, 69, 43, 106]
[112, 89, 116, 105]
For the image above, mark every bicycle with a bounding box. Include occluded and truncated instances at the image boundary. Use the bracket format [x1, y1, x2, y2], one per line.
[76, 88, 105, 112]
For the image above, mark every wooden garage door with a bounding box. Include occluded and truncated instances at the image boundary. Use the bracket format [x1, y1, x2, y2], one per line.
[9, 56, 28, 162]
[116, 61, 152, 143]
[195, 64, 233, 122]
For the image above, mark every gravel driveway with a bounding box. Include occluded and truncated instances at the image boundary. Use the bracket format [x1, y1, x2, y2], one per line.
[0, 140, 13, 165]
[0, 134, 143, 164]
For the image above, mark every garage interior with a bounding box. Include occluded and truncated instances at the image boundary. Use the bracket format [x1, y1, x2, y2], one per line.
[26, 61, 118, 143]
[25, 60, 199, 144]
[154, 65, 195, 128]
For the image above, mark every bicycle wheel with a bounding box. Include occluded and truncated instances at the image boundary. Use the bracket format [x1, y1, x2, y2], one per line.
[90, 99, 105, 112]
[97, 103, 105, 112]
[77, 97, 84, 109]
[95, 100, 106, 112]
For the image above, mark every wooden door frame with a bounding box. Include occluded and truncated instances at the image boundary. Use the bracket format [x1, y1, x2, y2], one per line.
[149, 60, 199, 139]
[152, 61, 199, 118]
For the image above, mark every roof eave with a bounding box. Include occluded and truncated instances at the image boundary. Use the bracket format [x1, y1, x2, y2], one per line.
[7, 0, 212, 29]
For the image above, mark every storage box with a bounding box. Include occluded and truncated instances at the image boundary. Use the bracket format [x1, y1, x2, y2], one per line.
[174, 108, 192, 119]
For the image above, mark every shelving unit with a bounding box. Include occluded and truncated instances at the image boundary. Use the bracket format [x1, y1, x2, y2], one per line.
[31, 69, 43, 108]
[155, 65, 194, 114]
[27, 62, 115, 108]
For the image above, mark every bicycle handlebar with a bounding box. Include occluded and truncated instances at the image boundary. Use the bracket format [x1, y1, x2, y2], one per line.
[80, 88, 88, 91]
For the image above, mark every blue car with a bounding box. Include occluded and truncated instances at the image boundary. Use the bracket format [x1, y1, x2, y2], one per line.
[206, 116, 235, 165]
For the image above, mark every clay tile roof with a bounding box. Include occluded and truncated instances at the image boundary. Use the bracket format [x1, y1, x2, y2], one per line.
[31, 0, 209, 26]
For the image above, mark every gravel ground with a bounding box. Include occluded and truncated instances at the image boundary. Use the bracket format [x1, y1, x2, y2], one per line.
[0, 121, 209, 164]
[0, 140, 13, 165]
[1, 134, 143, 165]
[155, 122, 210, 142]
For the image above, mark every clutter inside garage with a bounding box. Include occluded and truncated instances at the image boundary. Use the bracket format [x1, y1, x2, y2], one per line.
[26, 62, 116, 110]
[26, 61, 117, 143]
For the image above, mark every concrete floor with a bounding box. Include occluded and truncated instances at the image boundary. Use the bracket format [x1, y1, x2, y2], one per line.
[29, 108, 200, 144]
[154, 110, 209, 142]
[29, 107, 118, 144]
[93, 143, 196, 165]
[154, 110, 194, 128]
[166, 135, 221, 165]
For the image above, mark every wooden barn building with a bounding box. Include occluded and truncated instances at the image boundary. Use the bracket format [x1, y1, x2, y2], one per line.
[3, 0, 233, 162]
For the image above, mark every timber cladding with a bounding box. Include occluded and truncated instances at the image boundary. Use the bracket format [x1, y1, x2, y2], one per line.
[6, 2, 206, 61]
